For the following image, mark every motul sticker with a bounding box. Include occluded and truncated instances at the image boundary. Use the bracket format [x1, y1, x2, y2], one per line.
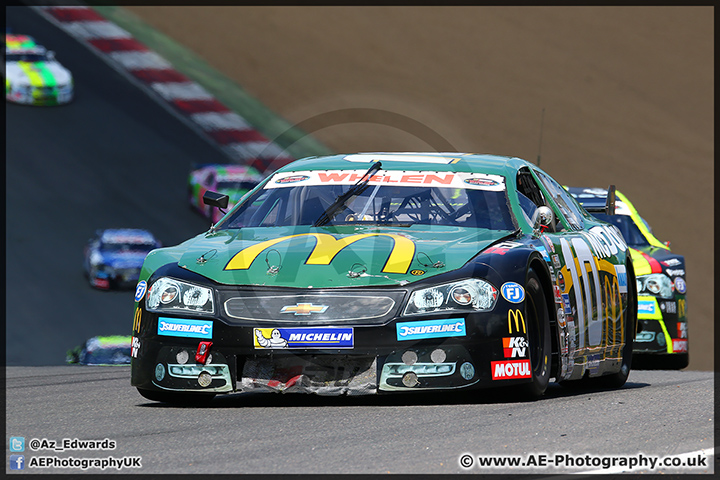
[672, 339, 688, 353]
[491, 359, 531, 379]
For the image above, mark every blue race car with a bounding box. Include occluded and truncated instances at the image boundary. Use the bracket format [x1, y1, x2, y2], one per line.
[66, 335, 132, 365]
[83, 229, 161, 290]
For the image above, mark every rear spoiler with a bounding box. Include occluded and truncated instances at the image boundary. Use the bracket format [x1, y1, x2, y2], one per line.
[583, 185, 616, 215]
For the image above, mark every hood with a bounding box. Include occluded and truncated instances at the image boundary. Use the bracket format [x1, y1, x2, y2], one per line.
[629, 246, 685, 277]
[5, 61, 72, 87]
[172, 225, 512, 288]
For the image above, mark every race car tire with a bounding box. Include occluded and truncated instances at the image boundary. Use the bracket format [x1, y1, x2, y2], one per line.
[516, 267, 551, 398]
[136, 388, 216, 406]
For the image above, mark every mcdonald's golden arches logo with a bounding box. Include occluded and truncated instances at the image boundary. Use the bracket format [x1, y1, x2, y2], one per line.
[678, 298, 686, 319]
[225, 233, 416, 274]
[508, 309, 526, 334]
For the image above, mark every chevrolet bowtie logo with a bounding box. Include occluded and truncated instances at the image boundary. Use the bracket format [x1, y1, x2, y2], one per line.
[280, 303, 329, 316]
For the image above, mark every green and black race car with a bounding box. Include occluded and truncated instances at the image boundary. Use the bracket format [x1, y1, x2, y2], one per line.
[567, 187, 688, 369]
[131, 153, 637, 404]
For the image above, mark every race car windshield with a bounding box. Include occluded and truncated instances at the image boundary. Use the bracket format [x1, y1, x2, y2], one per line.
[6, 52, 47, 62]
[219, 171, 515, 230]
[101, 242, 156, 253]
[216, 180, 259, 191]
[592, 213, 649, 247]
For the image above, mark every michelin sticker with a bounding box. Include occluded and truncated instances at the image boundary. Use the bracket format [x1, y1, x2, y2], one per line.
[396, 318, 466, 341]
[254, 327, 354, 349]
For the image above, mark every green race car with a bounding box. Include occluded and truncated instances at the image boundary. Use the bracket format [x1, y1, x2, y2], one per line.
[568, 187, 688, 369]
[131, 153, 637, 404]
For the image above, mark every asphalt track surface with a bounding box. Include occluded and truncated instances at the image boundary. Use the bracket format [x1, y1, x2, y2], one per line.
[4, 6, 715, 476]
[5, 367, 714, 474]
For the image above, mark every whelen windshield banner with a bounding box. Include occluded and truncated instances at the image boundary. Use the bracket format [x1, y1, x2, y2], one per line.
[266, 170, 506, 191]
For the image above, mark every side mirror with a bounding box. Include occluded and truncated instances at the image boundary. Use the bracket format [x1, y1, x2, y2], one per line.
[605, 185, 616, 215]
[202, 191, 229, 209]
[532, 206, 554, 237]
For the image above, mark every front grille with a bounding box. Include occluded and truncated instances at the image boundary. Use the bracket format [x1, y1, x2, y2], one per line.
[220, 288, 407, 326]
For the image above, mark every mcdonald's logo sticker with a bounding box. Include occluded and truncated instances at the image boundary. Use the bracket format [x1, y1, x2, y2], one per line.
[508, 309, 526, 334]
[678, 298, 686, 319]
[225, 233, 416, 274]
[133, 307, 142, 333]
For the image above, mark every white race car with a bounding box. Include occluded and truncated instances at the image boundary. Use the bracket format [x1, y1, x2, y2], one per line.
[5, 34, 73, 106]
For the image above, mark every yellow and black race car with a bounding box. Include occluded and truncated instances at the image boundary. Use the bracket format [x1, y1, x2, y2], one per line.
[567, 187, 688, 369]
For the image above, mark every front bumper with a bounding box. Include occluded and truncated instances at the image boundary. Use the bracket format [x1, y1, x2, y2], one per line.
[633, 295, 688, 355]
[6, 86, 73, 105]
[131, 308, 522, 396]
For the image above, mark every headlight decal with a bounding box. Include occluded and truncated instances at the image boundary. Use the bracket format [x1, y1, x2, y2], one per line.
[403, 279, 498, 316]
[146, 277, 215, 315]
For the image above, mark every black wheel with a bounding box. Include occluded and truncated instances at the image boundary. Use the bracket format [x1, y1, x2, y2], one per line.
[136, 388, 216, 406]
[516, 267, 551, 398]
[592, 260, 636, 388]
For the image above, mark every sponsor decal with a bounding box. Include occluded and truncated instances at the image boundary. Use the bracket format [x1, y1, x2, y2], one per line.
[254, 327, 354, 349]
[660, 301, 677, 314]
[280, 303, 328, 316]
[134, 280, 147, 302]
[266, 169, 506, 191]
[131, 337, 140, 358]
[275, 174, 310, 184]
[396, 318, 466, 341]
[132, 307, 142, 333]
[507, 309, 526, 334]
[583, 225, 628, 259]
[491, 359, 531, 379]
[553, 285, 563, 304]
[662, 258, 682, 267]
[464, 177, 499, 187]
[552, 254, 562, 270]
[677, 322, 688, 339]
[157, 318, 213, 339]
[536, 245, 551, 262]
[614, 264, 628, 293]
[557, 271, 566, 291]
[502, 336, 528, 358]
[666, 268, 685, 277]
[674, 277, 687, 294]
[225, 233, 415, 274]
[561, 293, 572, 314]
[678, 298, 686, 318]
[557, 307, 566, 328]
[410, 269, 426, 276]
[672, 339, 688, 353]
[638, 300, 657, 315]
[540, 235, 555, 254]
[485, 242, 522, 255]
[635, 331, 655, 343]
[588, 354, 601, 374]
[501, 282, 525, 303]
